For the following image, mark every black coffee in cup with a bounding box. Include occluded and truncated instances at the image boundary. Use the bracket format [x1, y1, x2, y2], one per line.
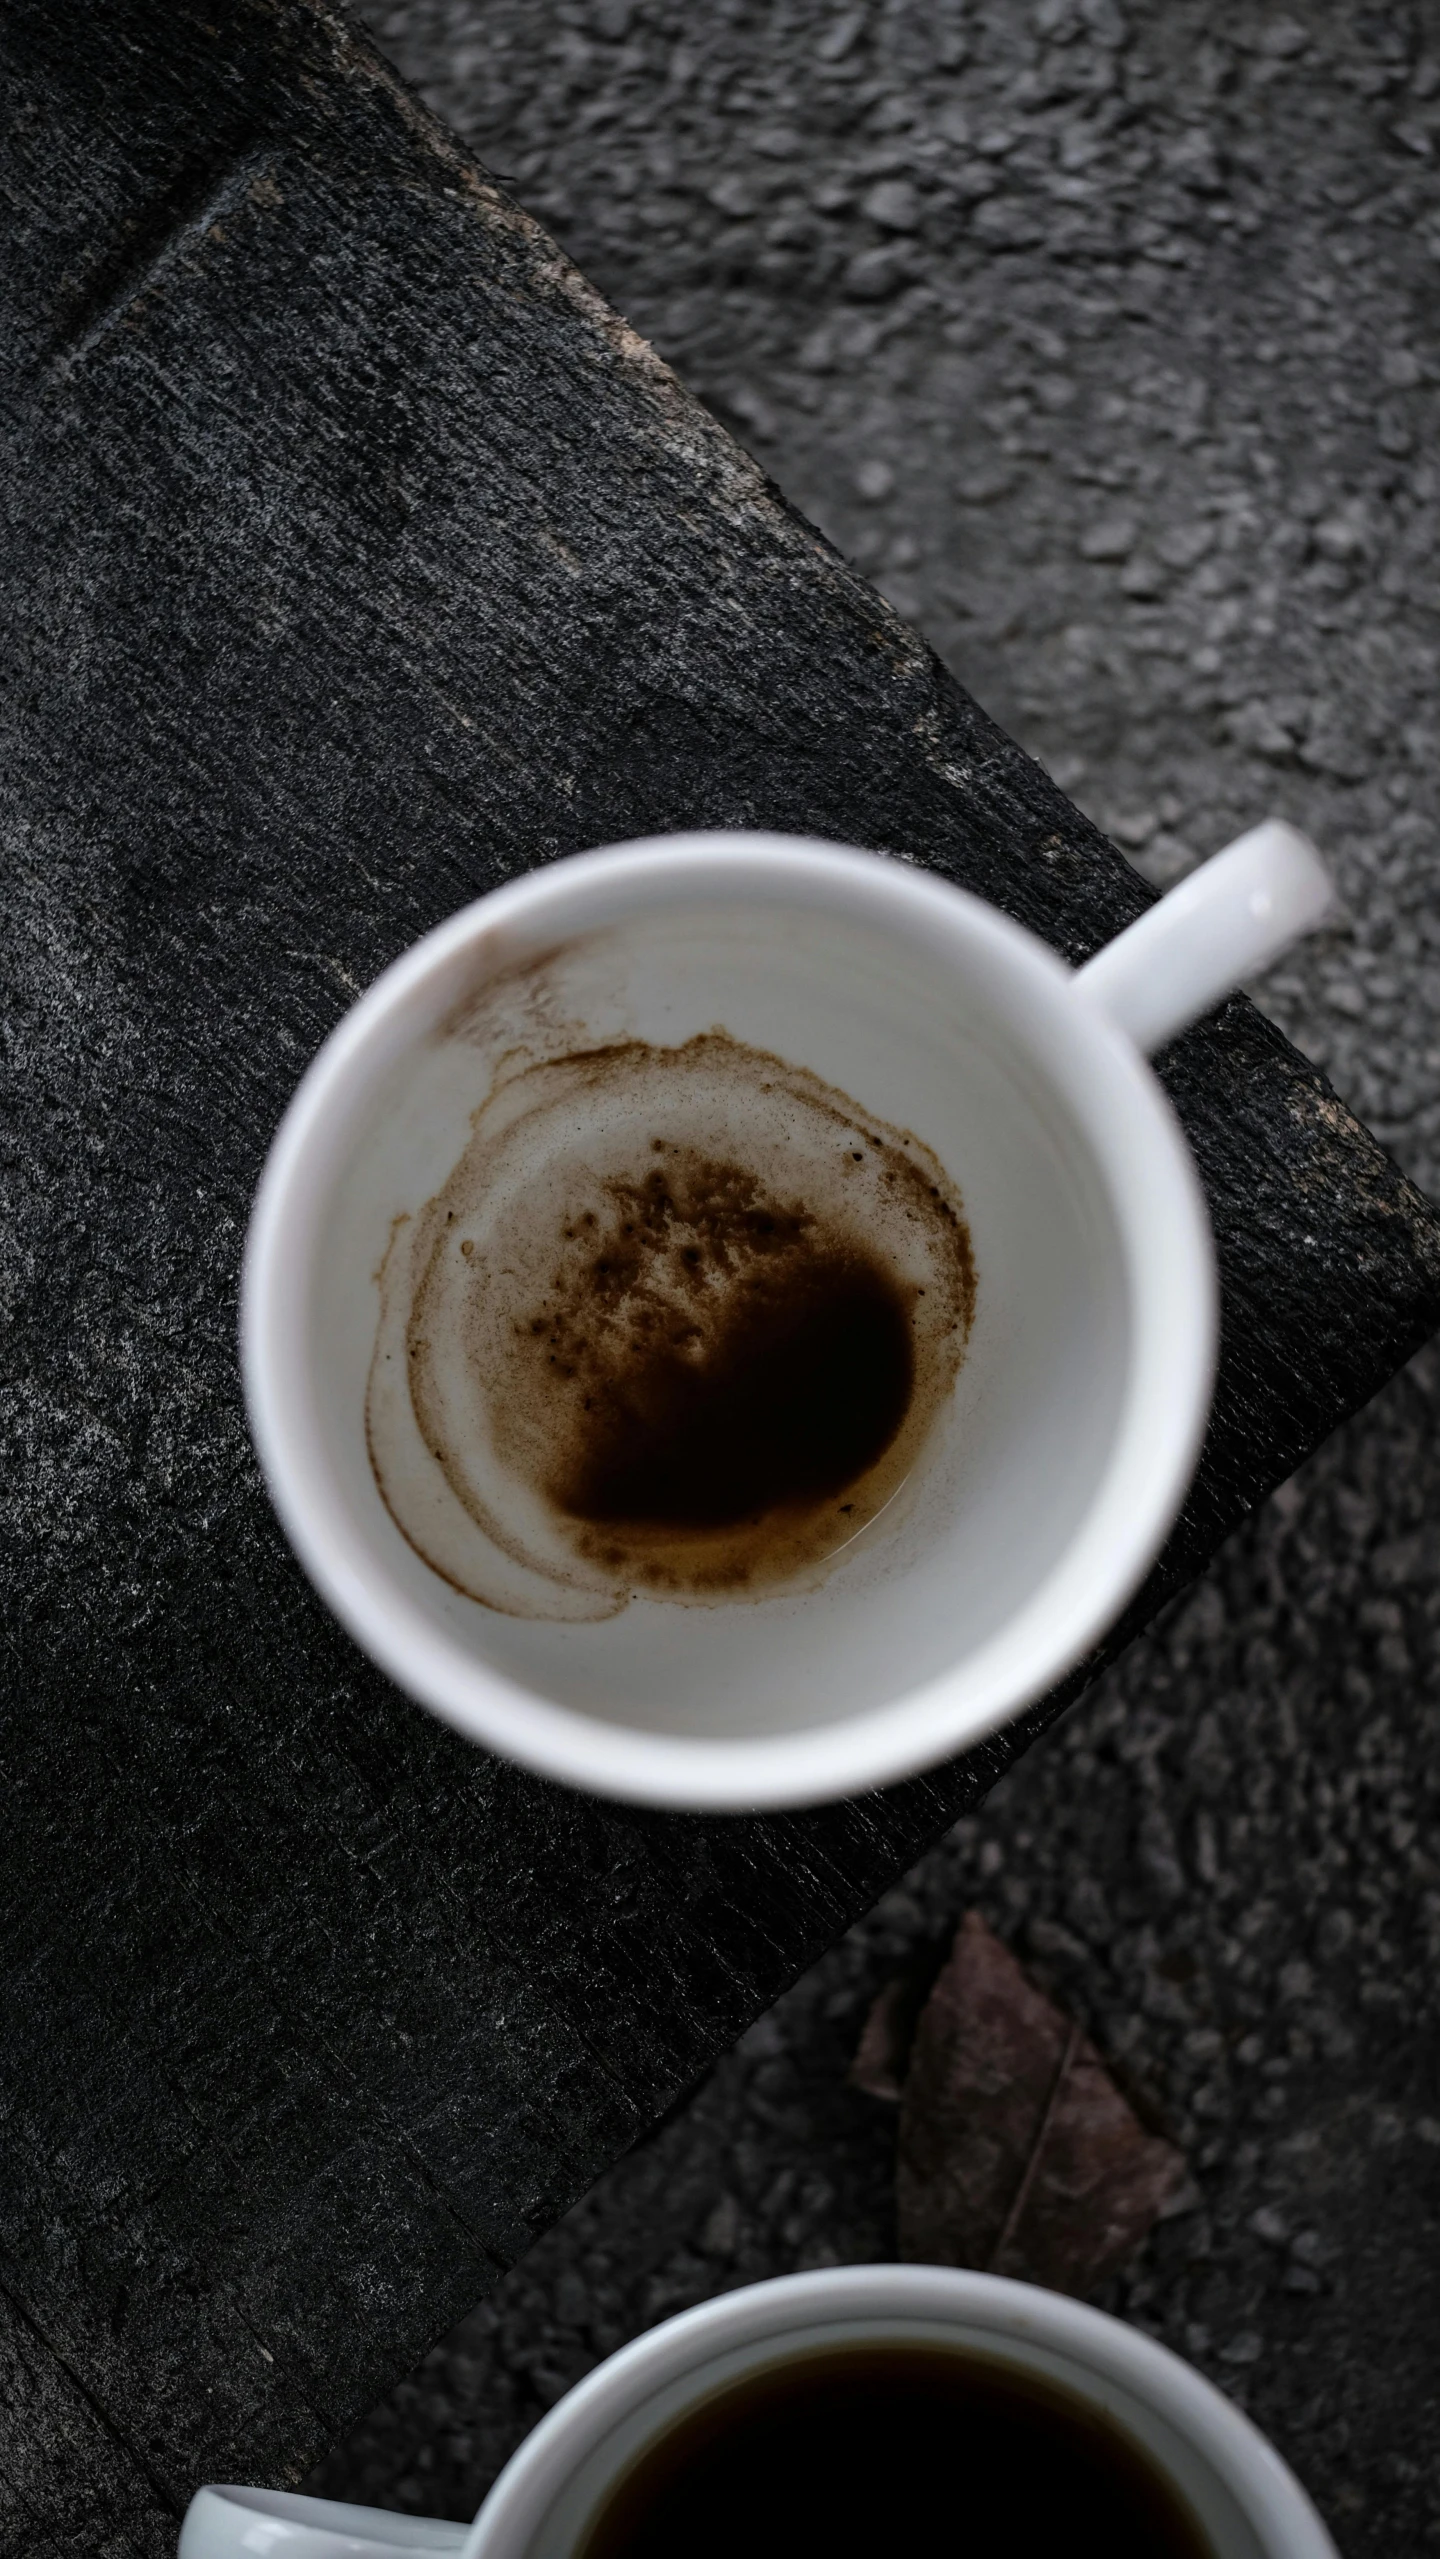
[576, 2342, 1211, 2559]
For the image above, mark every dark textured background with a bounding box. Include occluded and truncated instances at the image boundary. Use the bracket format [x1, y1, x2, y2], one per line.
[303, 5, 1440, 2552]
[5, 0, 1439, 2550]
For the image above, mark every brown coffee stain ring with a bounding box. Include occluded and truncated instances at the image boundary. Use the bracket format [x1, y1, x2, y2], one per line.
[369, 1030, 975, 1616]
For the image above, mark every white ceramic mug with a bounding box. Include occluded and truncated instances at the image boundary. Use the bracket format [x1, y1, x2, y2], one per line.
[242, 821, 1329, 1811]
[178, 2264, 1337, 2558]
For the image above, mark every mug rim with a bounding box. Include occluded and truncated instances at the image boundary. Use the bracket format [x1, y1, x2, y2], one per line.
[241, 831, 1216, 1808]
[459, 2265, 1335, 2559]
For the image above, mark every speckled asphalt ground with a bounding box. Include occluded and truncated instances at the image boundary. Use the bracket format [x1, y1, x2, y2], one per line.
[313, 6, 1440, 2547]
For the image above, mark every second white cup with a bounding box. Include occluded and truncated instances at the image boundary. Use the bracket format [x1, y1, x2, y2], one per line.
[179, 2265, 1337, 2559]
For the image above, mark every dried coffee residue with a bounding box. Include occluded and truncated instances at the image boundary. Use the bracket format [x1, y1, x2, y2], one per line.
[368, 1030, 975, 1616]
[528, 1156, 919, 1527]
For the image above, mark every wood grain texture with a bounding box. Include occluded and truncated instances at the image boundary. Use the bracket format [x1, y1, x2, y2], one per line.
[3, 0, 1438, 2535]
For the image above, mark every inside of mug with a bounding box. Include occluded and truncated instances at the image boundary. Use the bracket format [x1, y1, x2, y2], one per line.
[500, 2311, 1268, 2559]
[308, 876, 1133, 1743]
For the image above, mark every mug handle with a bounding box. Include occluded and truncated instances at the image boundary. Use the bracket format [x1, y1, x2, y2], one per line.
[1074, 819, 1333, 1055]
[178, 2485, 469, 2558]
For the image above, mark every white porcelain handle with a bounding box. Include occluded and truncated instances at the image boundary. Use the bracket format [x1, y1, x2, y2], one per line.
[1074, 819, 1333, 1055]
[178, 2486, 468, 2559]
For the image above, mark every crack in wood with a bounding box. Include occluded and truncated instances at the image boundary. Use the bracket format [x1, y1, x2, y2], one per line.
[48, 140, 276, 372]
[0, 2271, 184, 2521]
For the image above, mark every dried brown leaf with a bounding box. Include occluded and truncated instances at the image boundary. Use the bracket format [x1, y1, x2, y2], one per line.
[897, 1911, 1188, 2296]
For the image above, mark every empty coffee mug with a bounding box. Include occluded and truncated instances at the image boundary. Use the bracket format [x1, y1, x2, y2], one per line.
[242, 822, 1330, 1809]
[178, 2264, 1337, 2557]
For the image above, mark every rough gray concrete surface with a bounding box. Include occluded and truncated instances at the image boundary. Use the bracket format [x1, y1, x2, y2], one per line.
[312, 4, 1440, 2547]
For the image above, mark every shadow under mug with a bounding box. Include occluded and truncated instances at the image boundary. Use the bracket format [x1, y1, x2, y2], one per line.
[242, 822, 1329, 1810]
[178, 2265, 1337, 2558]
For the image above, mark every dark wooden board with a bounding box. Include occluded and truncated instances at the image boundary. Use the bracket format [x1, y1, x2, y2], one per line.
[3, 2, 1438, 2546]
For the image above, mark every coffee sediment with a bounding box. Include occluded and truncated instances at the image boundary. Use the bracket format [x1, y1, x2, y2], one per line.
[368, 1023, 974, 1619]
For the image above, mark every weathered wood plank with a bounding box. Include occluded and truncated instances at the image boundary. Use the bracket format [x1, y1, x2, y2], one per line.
[3, 0, 1438, 2538]
[0, 2285, 178, 2557]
